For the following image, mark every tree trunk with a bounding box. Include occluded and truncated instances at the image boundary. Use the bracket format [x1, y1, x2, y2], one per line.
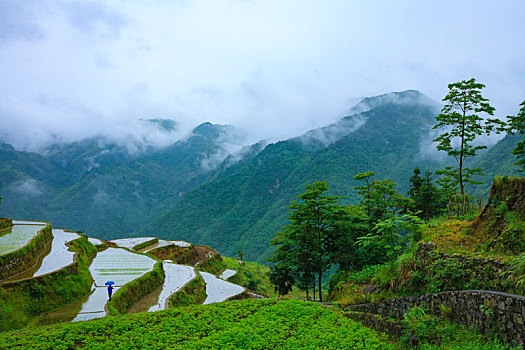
[306, 287, 309, 301]
[460, 103, 466, 215]
[312, 281, 316, 301]
[318, 271, 323, 302]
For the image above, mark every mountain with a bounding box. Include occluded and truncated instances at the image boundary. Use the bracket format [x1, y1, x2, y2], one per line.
[0, 122, 244, 238]
[1, 91, 521, 262]
[141, 91, 451, 263]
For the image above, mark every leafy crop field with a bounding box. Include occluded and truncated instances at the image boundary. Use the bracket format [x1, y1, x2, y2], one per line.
[0, 299, 394, 349]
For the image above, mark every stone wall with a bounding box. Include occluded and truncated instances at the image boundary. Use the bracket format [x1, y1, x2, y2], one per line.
[348, 290, 525, 346]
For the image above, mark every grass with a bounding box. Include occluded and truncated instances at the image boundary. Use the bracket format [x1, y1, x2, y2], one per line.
[0, 299, 395, 349]
[220, 257, 276, 296]
[0, 218, 13, 232]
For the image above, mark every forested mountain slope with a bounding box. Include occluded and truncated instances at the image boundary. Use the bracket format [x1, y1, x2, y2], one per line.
[0, 122, 241, 238]
[142, 91, 454, 263]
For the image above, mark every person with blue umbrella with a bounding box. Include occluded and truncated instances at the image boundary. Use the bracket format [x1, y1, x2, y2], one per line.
[105, 281, 115, 300]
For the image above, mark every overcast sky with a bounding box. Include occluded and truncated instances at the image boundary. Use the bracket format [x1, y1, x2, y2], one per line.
[1, 0, 524, 151]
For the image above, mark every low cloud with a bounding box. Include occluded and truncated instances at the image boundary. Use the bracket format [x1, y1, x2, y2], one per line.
[7, 179, 44, 197]
[0, 1, 523, 152]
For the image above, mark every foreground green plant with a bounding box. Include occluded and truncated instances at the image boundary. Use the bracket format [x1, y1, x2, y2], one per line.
[0, 299, 394, 349]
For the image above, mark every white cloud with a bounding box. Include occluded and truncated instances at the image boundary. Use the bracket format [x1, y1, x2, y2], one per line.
[0, 0, 524, 151]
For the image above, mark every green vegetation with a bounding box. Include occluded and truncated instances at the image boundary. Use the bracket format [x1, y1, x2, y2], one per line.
[108, 260, 165, 315]
[270, 181, 354, 301]
[0, 299, 394, 349]
[221, 257, 274, 295]
[0, 217, 12, 231]
[169, 275, 207, 308]
[147, 244, 198, 265]
[507, 100, 525, 171]
[0, 223, 53, 280]
[0, 236, 96, 331]
[196, 253, 224, 275]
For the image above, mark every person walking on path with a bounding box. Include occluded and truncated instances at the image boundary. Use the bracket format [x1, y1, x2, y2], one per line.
[107, 285, 113, 300]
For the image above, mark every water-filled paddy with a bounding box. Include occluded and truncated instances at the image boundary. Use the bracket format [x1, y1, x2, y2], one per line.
[0, 224, 43, 256]
[87, 237, 103, 245]
[90, 248, 156, 286]
[149, 263, 196, 312]
[34, 229, 79, 277]
[219, 269, 237, 280]
[200, 271, 244, 304]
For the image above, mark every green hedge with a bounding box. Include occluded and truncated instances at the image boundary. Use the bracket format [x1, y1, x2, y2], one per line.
[0, 236, 95, 331]
[168, 274, 207, 308]
[133, 238, 158, 251]
[108, 260, 165, 315]
[0, 218, 13, 231]
[0, 223, 53, 280]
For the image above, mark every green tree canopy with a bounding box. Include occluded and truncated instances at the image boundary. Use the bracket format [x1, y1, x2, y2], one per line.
[507, 100, 525, 171]
[354, 171, 411, 226]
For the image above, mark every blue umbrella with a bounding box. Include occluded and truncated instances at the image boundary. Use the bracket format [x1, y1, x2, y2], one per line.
[105, 281, 115, 286]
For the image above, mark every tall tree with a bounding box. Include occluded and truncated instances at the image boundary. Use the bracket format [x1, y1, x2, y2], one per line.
[507, 100, 525, 171]
[269, 181, 348, 301]
[432, 78, 505, 214]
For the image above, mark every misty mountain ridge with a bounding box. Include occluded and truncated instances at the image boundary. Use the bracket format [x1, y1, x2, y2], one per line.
[140, 90, 520, 263]
[0, 90, 519, 263]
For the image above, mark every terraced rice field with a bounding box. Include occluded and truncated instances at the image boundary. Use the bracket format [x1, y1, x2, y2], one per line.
[219, 269, 237, 280]
[200, 271, 244, 304]
[33, 229, 79, 277]
[149, 263, 196, 312]
[90, 248, 156, 287]
[72, 247, 156, 321]
[110, 237, 156, 250]
[87, 237, 103, 245]
[0, 224, 43, 255]
[140, 239, 191, 253]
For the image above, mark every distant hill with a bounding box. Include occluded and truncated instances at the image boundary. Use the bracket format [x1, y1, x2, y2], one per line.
[0, 122, 243, 238]
[141, 91, 448, 263]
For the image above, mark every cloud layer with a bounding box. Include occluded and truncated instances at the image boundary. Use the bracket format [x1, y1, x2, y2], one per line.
[1, 0, 524, 151]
